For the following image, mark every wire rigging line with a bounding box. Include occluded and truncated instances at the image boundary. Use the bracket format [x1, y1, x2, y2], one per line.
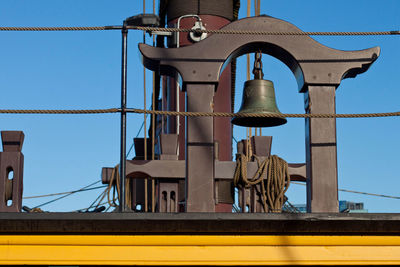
[23, 185, 107, 199]
[291, 181, 400, 200]
[31, 180, 101, 209]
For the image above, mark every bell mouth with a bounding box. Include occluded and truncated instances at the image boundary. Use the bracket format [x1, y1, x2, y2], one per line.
[231, 116, 287, 127]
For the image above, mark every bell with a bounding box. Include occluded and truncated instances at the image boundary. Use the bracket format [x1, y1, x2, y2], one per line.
[232, 53, 287, 127]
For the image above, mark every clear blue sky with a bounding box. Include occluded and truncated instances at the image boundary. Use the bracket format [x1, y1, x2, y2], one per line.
[1, 0, 399, 212]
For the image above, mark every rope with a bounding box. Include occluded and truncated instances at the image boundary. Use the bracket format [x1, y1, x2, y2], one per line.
[0, 26, 110, 31]
[84, 187, 108, 212]
[151, 0, 157, 213]
[266, 155, 290, 212]
[107, 165, 132, 209]
[0, 107, 398, 118]
[291, 181, 400, 200]
[143, 0, 149, 213]
[22, 206, 45, 213]
[1, 26, 399, 36]
[126, 108, 400, 118]
[234, 154, 290, 212]
[130, 27, 400, 36]
[23, 185, 107, 199]
[32, 180, 100, 209]
[0, 108, 119, 114]
[71, 201, 110, 213]
[107, 166, 120, 207]
[245, 0, 252, 164]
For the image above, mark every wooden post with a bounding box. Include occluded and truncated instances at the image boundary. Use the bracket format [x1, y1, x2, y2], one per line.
[0, 131, 24, 212]
[185, 84, 215, 212]
[305, 86, 339, 212]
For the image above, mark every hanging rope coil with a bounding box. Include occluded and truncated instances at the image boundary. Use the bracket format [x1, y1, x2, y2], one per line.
[234, 154, 290, 213]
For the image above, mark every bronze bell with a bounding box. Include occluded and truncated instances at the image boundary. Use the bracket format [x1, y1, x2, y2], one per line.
[232, 53, 287, 127]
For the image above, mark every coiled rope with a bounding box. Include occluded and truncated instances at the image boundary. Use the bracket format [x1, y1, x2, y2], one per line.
[233, 154, 290, 213]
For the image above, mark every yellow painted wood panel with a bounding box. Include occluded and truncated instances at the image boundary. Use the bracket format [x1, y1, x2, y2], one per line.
[1, 235, 400, 265]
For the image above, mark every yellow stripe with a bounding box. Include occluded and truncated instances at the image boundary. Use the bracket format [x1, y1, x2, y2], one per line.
[2, 235, 400, 246]
[1, 235, 400, 265]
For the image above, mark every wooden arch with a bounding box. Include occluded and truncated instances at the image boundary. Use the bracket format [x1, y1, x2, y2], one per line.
[139, 16, 380, 212]
[140, 16, 379, 92]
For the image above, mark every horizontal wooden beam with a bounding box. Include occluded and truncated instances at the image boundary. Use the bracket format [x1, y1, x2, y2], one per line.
[121, 160, 306, 181]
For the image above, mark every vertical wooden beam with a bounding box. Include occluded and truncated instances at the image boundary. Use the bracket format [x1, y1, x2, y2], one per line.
[185, 84, 215, 212]
[305, 86, 339, 212]
[159, 134, 179, 213]
[0, 131, 24, 212]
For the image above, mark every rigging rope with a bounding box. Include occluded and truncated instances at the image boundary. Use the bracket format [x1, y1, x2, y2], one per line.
[1, 26, 399, 36]
[31, 180, 100, 209]
[23, 185, 107, 199]
[107, 165, 132, 209]
[151, 0, 157, 213]
[85, 187, 108, 212]
[246, 0, 252, 165]
[0, 107, 399, 118]
[142, 0, 149, 213]
[291, 181, 400, 200]
[125, 108, 400, 118]
[0, 108, 119, 114]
